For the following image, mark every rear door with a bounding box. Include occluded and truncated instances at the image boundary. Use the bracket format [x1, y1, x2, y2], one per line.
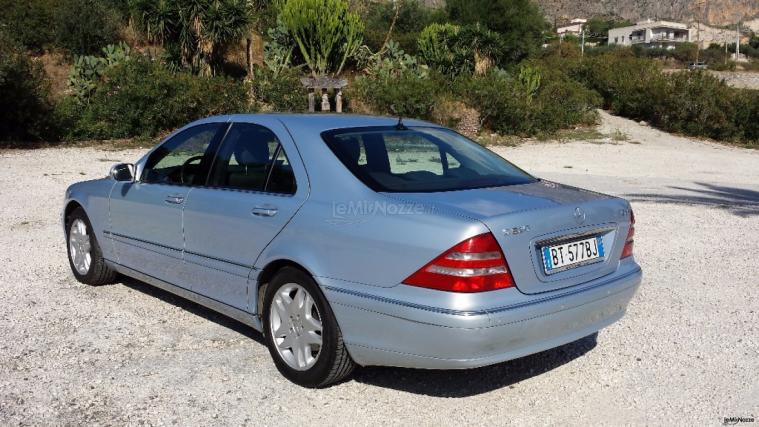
[109, 123, 226, 286]
[180, 119, 308, 311]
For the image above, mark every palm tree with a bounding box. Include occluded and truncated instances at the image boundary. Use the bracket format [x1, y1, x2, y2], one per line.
[130, 0, 254, 75]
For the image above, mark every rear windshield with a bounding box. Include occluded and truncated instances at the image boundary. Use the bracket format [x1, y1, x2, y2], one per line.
[322, 126, 535, 193]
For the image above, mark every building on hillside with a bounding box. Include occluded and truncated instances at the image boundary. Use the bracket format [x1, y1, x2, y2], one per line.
[608, 19, 691, 49]
[557, 18, 587, 39]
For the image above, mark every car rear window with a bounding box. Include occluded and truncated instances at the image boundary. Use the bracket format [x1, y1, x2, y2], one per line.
[321, 126, 535, 192]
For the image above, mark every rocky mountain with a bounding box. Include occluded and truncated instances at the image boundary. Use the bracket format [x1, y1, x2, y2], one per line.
[415, 0, 758, 26]
[535, 0, 759, 26]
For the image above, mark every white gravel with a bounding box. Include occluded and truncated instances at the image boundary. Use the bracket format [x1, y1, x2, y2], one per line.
[1, 112, 757, 425]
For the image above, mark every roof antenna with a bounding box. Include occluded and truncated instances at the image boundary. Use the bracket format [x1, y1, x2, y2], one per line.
[390, 105, 407, 130]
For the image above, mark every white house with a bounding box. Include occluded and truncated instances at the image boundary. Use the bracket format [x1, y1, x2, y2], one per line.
[608, 19, 691, 49]
[557, 18, 587, 39]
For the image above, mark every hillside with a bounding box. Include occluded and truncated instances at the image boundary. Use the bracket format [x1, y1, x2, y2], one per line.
[536, 0, 759, 26]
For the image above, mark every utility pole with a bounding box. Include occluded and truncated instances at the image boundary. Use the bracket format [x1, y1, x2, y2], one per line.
[694, 0, 706, 64]
[736, 21, 741, 59]
[581, 27, 585, 56]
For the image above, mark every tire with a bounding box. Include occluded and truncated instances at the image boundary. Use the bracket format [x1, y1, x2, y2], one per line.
[263, 267, 355, 387]
[65, 207, 116, 286]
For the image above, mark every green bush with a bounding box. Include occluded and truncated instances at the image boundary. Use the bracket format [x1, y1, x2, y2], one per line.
[417, 23, 472, 76]
[0, 0, 57, 52]
[251, 67, 306, 112]
[572, 50, 759, 145]
[571, 51, 666, 120]
[0, 33, 57, 141]
[362, 0, 446, 54]
[353, 71, 442, 120]
[64, 58, 250, 139]
[461, 66, 599, 136]
[55, 0, 122, 55]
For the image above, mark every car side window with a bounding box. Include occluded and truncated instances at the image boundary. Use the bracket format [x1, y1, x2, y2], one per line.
[142, 123, 224, 185]
[208, 123, 296, 194]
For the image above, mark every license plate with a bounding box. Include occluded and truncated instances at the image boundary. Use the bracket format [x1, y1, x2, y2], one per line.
[542, 236, 604, 273]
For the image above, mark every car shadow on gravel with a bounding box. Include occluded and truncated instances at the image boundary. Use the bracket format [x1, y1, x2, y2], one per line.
[352, 333, 598, 397]
[625, 182, 759, 217]
[119, 276, 265, 345]
[118, 274, 598, 396]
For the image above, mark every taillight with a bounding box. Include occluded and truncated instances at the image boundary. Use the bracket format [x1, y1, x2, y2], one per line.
[621, 210, 635, 258]
[402, 233, 515, 293]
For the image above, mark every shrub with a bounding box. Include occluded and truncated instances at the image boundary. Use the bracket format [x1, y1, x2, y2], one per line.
[417, 23, 472, 76]
[251, 67, 307, 112]
[0, 0, 57, 52]
[0, 33, 57, 141]
[572, 50, 758, 145]
[55, 0, 122, 56]
[654, 71, 739, 141]
[280, 0, 363, 76]
[353, 71, 442, 120]
[65, 58, 250, 139]
[571, 51, 666, 120]
[68, 43, 132, 102]
[461, 66, 599, 136]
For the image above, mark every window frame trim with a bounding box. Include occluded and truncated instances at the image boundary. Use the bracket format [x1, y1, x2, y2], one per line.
[199, 122, 298, 196]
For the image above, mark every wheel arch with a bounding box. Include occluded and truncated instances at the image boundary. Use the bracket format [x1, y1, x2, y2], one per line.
[255, 259, 319, 316]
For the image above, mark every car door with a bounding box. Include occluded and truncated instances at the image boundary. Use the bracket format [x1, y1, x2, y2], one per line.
[181, 119, 308, 311]
[108, 122, 227, 286]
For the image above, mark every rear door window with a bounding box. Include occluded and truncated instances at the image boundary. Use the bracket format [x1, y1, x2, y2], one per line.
[208, 123, 296, 194]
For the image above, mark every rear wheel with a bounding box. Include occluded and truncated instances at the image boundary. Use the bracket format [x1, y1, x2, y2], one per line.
[66, 207, 116, 285]
[263, 267, 355, 387]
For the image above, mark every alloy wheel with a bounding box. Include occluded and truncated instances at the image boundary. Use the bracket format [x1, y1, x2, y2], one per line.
[269, 283, 323, 371]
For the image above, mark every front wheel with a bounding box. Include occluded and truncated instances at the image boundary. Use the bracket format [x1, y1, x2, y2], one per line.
[263, 267, 355, 387]
[66, 207, 116, 285]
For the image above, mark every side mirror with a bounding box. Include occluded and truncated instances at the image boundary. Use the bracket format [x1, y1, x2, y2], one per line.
[110, 163, 135, 182]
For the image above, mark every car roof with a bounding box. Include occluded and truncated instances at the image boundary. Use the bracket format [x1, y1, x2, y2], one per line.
[200, 113, 442, 134]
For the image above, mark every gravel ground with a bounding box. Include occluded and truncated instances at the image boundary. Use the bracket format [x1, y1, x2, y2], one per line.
[1, 112, 757, 425]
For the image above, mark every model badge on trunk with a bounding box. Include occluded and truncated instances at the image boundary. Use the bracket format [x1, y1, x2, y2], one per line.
[503, 225, 530, 236]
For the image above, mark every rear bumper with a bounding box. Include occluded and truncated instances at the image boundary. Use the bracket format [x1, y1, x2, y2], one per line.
[321, 265, 641, 369]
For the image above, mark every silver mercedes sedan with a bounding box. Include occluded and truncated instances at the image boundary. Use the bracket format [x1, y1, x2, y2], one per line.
[63, 114, 641, 387]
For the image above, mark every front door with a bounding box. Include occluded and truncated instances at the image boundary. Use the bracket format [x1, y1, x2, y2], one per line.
[109, 122, 226, 286]
[181, 120, 308, 311]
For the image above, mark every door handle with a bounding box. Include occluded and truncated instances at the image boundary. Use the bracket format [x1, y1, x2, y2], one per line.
[252, 205, 278, 217]
[165, 194, 185, 204]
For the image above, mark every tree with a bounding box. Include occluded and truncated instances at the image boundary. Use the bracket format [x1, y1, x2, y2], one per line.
[129, 0, 254, 76]
[445, 0, 549, 65]
[56, 0, 123, 56]
[0, 0, 57, 53]
[280, 0, 364, 77]
[585, 17, 633, 44]
[0, 32, 56, 141]
[361, 0, 447, 54]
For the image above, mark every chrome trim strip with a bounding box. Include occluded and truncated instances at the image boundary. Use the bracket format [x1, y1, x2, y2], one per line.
[105, 259, 262, 331]
[322, 267, 641, 317]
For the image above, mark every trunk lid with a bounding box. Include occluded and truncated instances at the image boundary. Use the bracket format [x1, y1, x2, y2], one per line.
[391, 180, 633, 294]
